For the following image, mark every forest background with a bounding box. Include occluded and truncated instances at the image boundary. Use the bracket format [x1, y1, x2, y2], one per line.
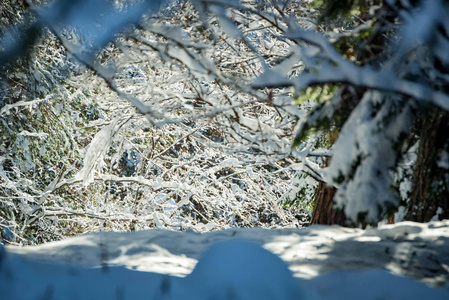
[1, 0, 448, 246]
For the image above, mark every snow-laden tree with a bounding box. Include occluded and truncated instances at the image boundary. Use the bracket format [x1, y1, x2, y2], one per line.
[131, 0, 449, 225]
[250, 0, 449, 224]
[122, 0, 449, 224]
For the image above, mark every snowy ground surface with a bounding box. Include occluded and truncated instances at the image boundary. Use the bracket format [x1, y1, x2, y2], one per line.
[2, 221, 449, 299]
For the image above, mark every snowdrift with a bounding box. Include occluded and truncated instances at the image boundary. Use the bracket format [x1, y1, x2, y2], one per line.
[2, 221, 449, 299]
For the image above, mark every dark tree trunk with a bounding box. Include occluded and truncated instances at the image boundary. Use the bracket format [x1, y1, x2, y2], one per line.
[406, 107, 449, 222]
[311, 157, 347, 225]
[311, 182, 346, 225]
[309, 87, 364, 226]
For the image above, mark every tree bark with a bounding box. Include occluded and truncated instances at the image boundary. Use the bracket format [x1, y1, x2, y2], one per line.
[311, 157, 347, 225]
[406, 107, 449, 222]
[309, 87, 363, 226]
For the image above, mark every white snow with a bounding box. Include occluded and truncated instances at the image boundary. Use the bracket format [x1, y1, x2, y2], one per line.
[74, 118, 121, 186]
[2, 221, 449, 299]
[431, 207, 444, 222]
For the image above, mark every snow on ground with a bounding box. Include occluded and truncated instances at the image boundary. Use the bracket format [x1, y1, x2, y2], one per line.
[2, 221, 449, 299]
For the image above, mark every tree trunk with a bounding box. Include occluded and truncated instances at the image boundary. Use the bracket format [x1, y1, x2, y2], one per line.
[406, 107, 449, 222]
[311, 157, 347, 225]
[309, 87, 363, 226]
